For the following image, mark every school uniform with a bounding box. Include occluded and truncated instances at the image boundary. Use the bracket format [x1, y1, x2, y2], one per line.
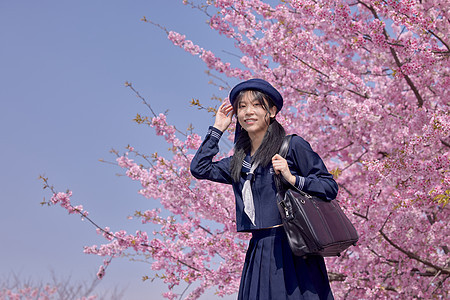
[190, 126, 338, 300]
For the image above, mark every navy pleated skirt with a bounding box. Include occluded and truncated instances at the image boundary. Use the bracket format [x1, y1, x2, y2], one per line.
[238, 227, 334, 300]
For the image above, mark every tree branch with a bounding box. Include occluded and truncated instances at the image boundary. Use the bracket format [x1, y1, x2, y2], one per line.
[441, 139, 450, 148]
[353, 212, 368, 220]
[428, 30, 450, 52]
[126, 82, 191, 139]
[330, 142, 354, 153]
[41, 176, 211, 276]
[337, 183, 354, 197]
[354, 205, 370, 220]
[379, 230, 450, 275]
[431, 274, 449, 295]
[358, 1, 425, 108]
[292, 86, 318, 96]
[346, 88, 369, 99]
[342, 149, 368, 171]
[292, 55, 330, 78]
[388, 47, 424, 107]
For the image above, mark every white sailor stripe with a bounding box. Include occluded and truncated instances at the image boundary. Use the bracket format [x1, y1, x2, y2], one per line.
[211, 131, 222, 140]
[207, 128, 222, 140]
[242, 161, 252, 169]
[296, 176, 305, 190]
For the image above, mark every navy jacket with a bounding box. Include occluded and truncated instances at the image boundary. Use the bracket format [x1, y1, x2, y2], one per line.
[190, 126, 338, 232]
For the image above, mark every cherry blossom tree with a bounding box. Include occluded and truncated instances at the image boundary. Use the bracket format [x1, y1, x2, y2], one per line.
[42, 0, 449, 299]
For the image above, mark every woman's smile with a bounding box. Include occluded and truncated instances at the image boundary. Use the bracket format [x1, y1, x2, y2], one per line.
[244, 117, 257, 124]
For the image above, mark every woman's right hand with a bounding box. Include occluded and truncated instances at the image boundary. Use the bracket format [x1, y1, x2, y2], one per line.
[213, 101, 234, 132]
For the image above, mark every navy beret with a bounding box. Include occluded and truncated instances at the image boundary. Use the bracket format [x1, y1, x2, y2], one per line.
[229, 78, 283, 112]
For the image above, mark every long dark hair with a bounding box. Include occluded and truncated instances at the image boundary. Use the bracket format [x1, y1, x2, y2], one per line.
[230, 90, 286, 182]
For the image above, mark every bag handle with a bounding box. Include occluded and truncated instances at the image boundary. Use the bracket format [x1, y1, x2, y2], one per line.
[274, 135, 313, 199]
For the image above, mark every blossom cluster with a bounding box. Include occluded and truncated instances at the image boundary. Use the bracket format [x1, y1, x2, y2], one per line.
[0, 286, 57, 300]
[50, 191, 88, 217]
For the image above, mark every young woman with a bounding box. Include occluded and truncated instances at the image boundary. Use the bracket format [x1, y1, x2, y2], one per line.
[190, 79, 338, 300]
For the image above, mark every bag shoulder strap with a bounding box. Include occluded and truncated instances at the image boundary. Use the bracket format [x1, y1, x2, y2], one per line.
[274, 135, 294, 193]
[279, 134, 295, 159]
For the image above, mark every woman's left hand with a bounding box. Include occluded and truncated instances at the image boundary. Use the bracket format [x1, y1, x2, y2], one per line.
[272, 154, 296, 185]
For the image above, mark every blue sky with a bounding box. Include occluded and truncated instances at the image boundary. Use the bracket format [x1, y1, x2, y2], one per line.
[0, 1, 242, 298]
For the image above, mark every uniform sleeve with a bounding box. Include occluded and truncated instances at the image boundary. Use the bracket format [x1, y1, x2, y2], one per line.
[287, 136, 338, 201]
[190, 126, 233, 184]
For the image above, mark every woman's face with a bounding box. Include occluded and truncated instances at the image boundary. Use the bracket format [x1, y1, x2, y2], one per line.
[236, 91, 277, 138]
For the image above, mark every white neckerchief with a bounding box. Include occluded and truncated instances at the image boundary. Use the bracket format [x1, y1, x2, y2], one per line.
[242, 162, 258, 226]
